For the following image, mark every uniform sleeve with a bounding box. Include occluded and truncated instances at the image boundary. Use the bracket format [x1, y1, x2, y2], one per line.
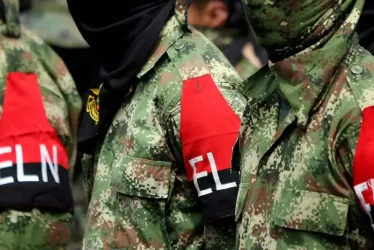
[337, 109, 374, 236]
[53, 57, 82, 170]
[165, 77, 246, 224]
[40, 45, 82, 171]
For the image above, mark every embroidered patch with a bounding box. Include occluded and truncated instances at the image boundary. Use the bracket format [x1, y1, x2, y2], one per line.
[86, 83, 103, 124]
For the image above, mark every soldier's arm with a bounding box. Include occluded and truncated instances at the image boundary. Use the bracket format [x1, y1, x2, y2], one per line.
[347, 110, 374, 228]
[165, 77, 246, 224]
[31, 38, 82, 170]
[336, 112, 374, 239]
[334, 47, 374, 238]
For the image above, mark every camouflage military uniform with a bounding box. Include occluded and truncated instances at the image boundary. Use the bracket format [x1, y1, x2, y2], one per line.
[236, 0, 374, 249]
[81, 1, 246, 249]
[21, 2, 89, 249]
[0, 0, 81, 249]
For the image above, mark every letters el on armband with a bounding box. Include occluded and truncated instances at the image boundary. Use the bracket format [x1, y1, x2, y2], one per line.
[189, 152, 237, 197]
[180, 74, 241, 223]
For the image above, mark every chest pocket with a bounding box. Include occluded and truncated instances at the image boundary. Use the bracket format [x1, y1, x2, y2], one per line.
[107, 155, 174, 248]
[270, 189, 349, 236]
[112, 156, 173, 199]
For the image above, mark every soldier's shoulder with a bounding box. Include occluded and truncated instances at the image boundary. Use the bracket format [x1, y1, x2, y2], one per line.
[154, 24, 244, 121]
[0, 26, 51, 77]
[189, 27, 241, 85]
[346, 44, 374, 111]
[330, 45, 374, 143]
[165, 26, 241, 85]
[0, 26, 79, 112]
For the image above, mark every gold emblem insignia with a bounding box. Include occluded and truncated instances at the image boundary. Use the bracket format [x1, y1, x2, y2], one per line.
[86, 83, 103, 124]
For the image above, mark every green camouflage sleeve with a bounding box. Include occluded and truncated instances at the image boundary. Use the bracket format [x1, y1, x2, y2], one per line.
[0, 209, 73, 250]
[23, 29, 82, 170]
[0, 0, 81, 249]
[165, 81, 245, 250]
[332, 121, 374, 248]
[332, 47, 374, 247]
[0, 27, 81, 250]
[164, 40, 246, 247]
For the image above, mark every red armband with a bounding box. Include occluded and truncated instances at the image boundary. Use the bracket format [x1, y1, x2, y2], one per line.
[0, 73, 73, 212]
[181, 74, 240, 223]
[354, 106, 374, 230]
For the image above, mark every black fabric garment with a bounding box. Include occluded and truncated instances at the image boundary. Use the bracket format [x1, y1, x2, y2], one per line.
[67, 0, 175, 154]
[357, 1, 374, 54]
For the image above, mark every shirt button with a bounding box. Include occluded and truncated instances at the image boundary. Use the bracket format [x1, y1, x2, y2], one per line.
[174, 40, 185, 50]
[351, 65, 363, 75]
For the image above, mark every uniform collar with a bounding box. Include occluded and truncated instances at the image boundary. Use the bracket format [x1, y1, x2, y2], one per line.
[137, 15, 185, 78]
[269, 6, 361, 128]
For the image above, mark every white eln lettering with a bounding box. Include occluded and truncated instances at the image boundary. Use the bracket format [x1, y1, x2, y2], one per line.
[207, 152, 237, 191]
[354, 181, 374, 230]
[189, 156, 212, 197]
[40, 144, 60, 183]
[0, 146, 14, 185]
[16, 144, 39, 182]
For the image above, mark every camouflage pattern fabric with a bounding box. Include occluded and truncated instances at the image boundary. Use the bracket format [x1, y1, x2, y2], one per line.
[81, 0, 246, 249]
[0, 209, 73, 250]
[20, 1, 89, 249]
[197, 27, 259, 80]
[20, 0, 88, 48]
[236, 0, 374, 249]
[0, 0, 81, 249]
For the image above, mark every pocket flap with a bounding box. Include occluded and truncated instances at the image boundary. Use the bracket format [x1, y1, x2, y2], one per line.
[112, 156, 173, 199]
[271, 189, 349, 236]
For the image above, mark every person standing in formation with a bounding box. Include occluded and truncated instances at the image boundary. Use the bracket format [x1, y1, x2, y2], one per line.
[0, 0, 81, 249]
[20, 1, 93, 248]
[236, 0, 374, 249]
[68, 0, 246, 249]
